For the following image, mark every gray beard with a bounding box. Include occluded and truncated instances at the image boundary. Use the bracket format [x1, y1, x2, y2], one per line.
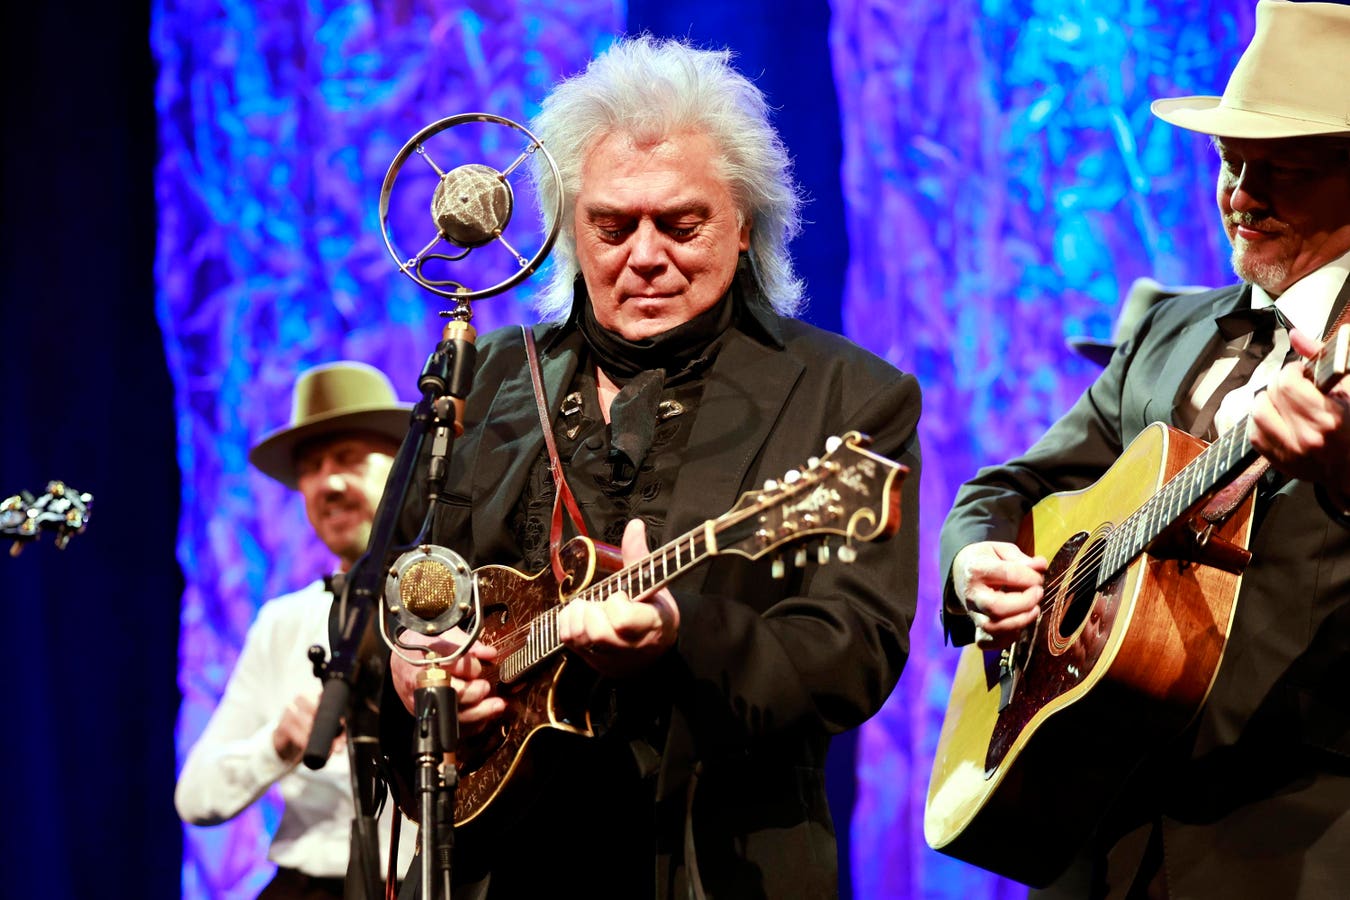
[1231, 241, 1289, 294]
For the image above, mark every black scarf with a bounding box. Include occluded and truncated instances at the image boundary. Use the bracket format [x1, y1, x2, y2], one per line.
[572, 277, 738, 486]
[575, 279, 736, 384]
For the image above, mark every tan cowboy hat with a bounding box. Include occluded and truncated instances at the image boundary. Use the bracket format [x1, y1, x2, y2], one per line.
[248, 361, 412, 488]
[1067, 277, 1209, 368]
[1151, 0, 1350, 138]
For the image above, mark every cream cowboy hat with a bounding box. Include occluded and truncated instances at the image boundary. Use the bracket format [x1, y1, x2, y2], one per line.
[1151, 0, 1350, 138]
[249, 361, 412, 488]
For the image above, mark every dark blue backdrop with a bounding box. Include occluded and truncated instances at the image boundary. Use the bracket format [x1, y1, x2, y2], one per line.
[2, 2, 183, 898]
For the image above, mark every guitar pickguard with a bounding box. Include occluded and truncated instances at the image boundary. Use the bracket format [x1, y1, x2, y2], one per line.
[453, 540, 604, 827]
[986, 528, 1125, 772]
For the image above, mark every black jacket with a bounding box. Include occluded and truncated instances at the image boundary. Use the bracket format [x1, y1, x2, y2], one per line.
[390, 309, 921, 899]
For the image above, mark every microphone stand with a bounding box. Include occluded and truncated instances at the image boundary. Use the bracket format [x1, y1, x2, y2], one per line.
[415, 666, 458, 900]
[305, 301, 479, 900]
[410, 305, 478, 900]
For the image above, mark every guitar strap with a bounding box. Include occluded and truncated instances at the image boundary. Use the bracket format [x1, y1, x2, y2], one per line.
[1200, 282, 1350, 524]
[522, 326, 589, 585]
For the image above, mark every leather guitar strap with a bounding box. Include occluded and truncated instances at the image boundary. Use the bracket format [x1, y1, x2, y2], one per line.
[522, 326, 589, 585]
[1201, 285, 1350, 523]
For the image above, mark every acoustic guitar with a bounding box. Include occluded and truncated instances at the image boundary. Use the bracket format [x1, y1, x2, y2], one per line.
[925, 325, 1349, 887]
[433, 431, 908, 828]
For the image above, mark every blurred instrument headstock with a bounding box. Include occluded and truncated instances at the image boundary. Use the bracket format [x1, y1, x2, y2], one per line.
[2, 481, 93, 556]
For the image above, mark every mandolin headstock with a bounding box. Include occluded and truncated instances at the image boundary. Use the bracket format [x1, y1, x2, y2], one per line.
[713, 431, 908, 570]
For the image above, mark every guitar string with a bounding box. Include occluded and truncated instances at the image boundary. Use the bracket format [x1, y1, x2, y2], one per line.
[1035, 338, 1342, 607]
[1033, 413, 1255, 609]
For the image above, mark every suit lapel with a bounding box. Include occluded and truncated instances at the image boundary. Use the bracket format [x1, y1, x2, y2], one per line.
[469, 325, 581, 562]
[1157, 285, 1249, 430]
[665, 327, 804, 545]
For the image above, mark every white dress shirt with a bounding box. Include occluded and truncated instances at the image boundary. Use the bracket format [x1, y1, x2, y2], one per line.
[1187, 249, 1349, 435]
[175, 579, 416, 878]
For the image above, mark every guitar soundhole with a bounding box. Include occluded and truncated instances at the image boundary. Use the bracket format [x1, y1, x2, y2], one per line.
[1057, 537, 1104, 640]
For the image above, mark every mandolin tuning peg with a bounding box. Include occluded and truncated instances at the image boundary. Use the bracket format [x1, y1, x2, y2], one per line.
[807, 457, 820, 469]
[825, 435, 842, 453]
[837, 544, 857, 564]
[794, 547, 808, 567]
[763, 478, 779, 491]
[771, 557, 786, 579]
[783, 469, 802, 484]
[816, 543, 830, 565]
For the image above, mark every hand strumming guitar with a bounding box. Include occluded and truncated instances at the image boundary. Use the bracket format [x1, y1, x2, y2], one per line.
[390, 631, 504, 735]
[948, 541, 1047, 650]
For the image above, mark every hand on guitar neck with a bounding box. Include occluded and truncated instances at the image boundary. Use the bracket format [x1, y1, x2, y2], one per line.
[555, 518, 681, 677]
[1249, 326, 1350, 508]
[949, 542, 1047, 650]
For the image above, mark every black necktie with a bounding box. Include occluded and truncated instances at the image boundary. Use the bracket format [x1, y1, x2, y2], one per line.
[1188, 306, 1286, 440]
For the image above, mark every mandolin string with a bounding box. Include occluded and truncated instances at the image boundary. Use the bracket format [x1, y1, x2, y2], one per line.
[484, 480, 830, 675]
[485, 528, 703, 649]
[483, 525, 719, 671]
[487, 453, 886, 675]
[456, 451, 889, 683]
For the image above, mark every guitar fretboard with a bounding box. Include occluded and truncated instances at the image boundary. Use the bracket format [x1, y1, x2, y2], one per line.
[1095, 324, 1349, 585]
[1098, 418, 1256, 585]
[498, 525, 723, 682]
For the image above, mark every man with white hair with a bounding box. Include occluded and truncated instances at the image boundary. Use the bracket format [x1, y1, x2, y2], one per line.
[941, 1, 1350, 896]
[383, 35, 922, 899]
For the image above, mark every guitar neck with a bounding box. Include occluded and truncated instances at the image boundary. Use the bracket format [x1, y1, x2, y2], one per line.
[1098, 323, 1350, 584]
[1099, 418, 1256, 583]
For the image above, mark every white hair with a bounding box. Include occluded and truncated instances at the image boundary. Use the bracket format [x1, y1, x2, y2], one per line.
[528, 35, 804, 319]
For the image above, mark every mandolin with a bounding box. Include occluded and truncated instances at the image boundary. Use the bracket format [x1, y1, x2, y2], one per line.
[404, 431, 908, 828]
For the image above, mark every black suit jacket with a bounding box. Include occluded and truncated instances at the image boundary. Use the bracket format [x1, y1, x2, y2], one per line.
[939, 283, 1350, 898]
[398, 312, 921, 898]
